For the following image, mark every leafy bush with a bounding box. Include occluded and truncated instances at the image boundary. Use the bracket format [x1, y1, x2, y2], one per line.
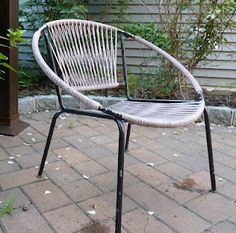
[20, 0, 88, 30]
[123, 23, 171, 51]
[0, 29, 25, 79]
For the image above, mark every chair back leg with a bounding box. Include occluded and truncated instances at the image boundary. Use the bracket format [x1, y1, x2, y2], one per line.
[125, 123, 131, 151]
[38, 110, 63, 177]
[203, 109, 216, 192]
[115, 120, 125, 233]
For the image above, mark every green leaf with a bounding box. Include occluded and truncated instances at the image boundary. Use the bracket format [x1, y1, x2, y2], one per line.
[0, 62, 16, 72]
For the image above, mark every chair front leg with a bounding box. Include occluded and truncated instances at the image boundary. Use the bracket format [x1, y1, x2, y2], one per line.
[38, 110, 63, 177]
[125, 123, 131, 151]
[115, 120, 125, 233]
[203, 109, 216, 192]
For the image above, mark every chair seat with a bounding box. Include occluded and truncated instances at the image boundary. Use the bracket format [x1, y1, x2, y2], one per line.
[108, 100, 205, 128]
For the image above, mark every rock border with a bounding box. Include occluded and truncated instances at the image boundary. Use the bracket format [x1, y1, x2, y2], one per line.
[19, 95, 236, 126]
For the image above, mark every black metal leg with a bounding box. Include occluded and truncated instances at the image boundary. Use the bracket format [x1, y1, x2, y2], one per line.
[203, 109, 216, 192]
[115, 120, 125, 233]
[125, 123, 131, 151]
[38, 111, 63, 177]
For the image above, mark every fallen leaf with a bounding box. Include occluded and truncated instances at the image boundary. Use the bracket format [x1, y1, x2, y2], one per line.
[147, 163, 154, 167]
[59, 116, 66, 120]
[9, 156, 15, 160]
[23, 142, 31, 146]
[173, 153, 181, 157]
[32, 138, 36, 142]
[27, 132, 33, 136]
[87, 210, 96, 215]
[8, 161, 14, 164]
[162, 132, 166, 135]
[147, 211, 154, 216]
[83, 175, 89, 180]
[44, 190, 51, 195]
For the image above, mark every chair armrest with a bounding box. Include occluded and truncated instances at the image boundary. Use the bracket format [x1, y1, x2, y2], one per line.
[32, 27, 102, 110]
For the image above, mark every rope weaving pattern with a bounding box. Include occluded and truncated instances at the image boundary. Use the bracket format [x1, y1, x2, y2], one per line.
[47, 20, 119, 91]
[108, 100, 205, 127]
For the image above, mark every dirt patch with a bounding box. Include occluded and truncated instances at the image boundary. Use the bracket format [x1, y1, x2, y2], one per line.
[80, 222, 110, 233]
[172, 178, 205, 193]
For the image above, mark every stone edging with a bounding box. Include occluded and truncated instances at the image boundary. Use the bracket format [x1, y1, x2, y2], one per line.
[19, 95, 236, 126]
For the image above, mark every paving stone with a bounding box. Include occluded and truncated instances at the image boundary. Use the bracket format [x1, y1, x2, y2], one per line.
[0, 136, 25, 149]
[123, 208, 174, 233]
[82, 146, 113, 158]
[73, 160, 107, 177]
[15, 151, 57, 169]
[125, 183, 178, 216]
[1, 204, 54, 233]
[159, 205, 210, 233]
[18, 127, 46, 144]
[218, 183, 236, 200]
[91, 170, 139, 193]
[174, 153, 209, 172]
[73, 125, 101, 137]
[133, 136, 165, 151]
[43, 204, 90, 233]
[0, 227, 3, 233]
[0, 188, 30, 209]
[103, 142, 119, 154]
[185, 192, 236, 223]
[214, 163, 236, 184]
[157, 162, 193, 179]
[45, 161, 102, 202]
[6, 145, 36, 157]
[0, 159, 20, 175]
[90, 134, 115, 145]
[127, 148, 168, 165]
[0, 147, 8, 161]
[204, 221, 236, 233]
[157, 181, 200, 204]
[229, 215, 236, 224]
[79, 218, 128, 233]
[79, 191, 137, 221]
[23, 180, 71, 212]
[183, 170, 224, 192]
[0, 167, 45, 190]
[127, 163, 170, 188]
[50, 127, 77, 139]
[53, 147, 90, 166]
[212, 151, 236, 169]
[96, 154, 139, 170]
[32, 138, 70, 152]
[64, 135, 97, 150]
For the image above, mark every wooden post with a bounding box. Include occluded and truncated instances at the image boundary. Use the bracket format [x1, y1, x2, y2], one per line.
[0, 0, 28, 136]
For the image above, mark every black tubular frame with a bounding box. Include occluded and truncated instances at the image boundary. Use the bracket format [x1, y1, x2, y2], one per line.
[37, 28, 216, 233]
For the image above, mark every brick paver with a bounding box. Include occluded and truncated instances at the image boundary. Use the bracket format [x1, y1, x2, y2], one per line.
[43, 204, 90, 233]
[0, 111, 236, 232]
[23, 180, 71, 212]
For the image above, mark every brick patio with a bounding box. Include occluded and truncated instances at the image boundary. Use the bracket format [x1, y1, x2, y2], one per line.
[0, 111, 236, 233]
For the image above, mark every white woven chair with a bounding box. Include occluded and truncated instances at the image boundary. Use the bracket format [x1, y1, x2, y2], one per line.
[32, 19, 216, 233]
